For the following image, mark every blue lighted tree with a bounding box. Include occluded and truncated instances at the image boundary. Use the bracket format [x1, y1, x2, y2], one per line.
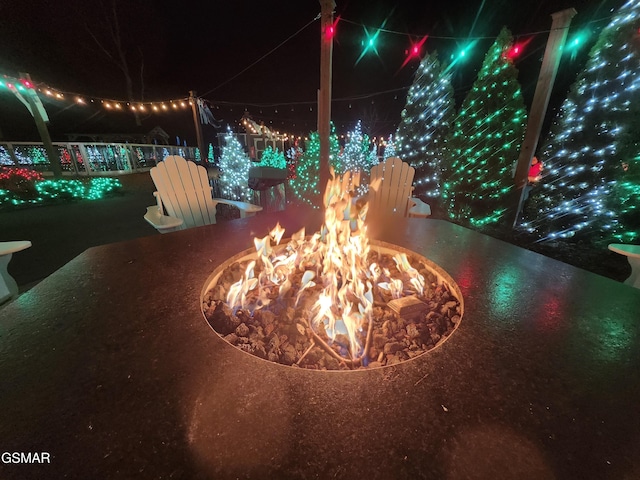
[523, 0, 640, 245]
[396, 52, 455, 199]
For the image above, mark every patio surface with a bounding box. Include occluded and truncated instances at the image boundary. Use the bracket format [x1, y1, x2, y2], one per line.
[0, 209, 639, 479]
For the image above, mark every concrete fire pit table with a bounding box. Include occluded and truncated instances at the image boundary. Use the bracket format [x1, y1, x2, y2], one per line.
[1, 207, 639, 479]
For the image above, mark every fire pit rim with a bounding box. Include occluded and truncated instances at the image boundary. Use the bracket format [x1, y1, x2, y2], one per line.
[200, 238, 464, 372]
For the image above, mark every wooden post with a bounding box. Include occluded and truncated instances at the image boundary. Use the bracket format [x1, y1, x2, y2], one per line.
[189, 91, 206, 163]
[19, 73, 63, 178]
[512, 8, 577, 227]
[318, 0, 335, 199]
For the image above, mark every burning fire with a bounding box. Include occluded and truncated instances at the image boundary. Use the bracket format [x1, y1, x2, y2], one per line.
[226, 169, 425, 365]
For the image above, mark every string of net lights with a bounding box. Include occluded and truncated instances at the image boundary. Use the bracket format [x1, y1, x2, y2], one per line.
[0, 165, 122, 207]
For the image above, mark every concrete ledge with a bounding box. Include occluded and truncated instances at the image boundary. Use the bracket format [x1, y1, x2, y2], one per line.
[1, 210, 639, 479]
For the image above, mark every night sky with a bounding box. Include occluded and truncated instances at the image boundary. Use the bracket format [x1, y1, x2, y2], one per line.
[0, 0, 619, 145]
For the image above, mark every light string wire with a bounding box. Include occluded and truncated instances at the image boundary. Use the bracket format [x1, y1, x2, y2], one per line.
[338, 12, 616, 39]
[1, 10, 615, 112]
[200, 15, 320, 97]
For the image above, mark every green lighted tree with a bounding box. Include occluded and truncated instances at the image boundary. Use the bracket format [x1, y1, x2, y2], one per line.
[29, 146, 49, 166]
[396, 52, 455, 199]
[257, 146, 286, 169]
[441, 27, 527, 228]
[290, 126, 340, 206]
[219, 129, 252, 201]
[522, 0, 640, 245]
[207, 144, 215, 163]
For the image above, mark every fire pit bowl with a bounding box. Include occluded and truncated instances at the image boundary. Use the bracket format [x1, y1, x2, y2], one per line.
[201, 238, 463, 370]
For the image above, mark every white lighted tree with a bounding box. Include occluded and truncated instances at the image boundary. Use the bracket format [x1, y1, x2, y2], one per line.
[383, 135, 396, 160]
[523, 0, 640, 245]
[219, 128, 252, 201]
[396, 52, 455, 198]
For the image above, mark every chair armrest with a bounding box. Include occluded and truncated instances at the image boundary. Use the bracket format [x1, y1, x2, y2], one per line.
[408, 197, 431, 218]
[213, 198, 263, 218]
[144, 206, 183, 233]
[0, 241, 32, 256]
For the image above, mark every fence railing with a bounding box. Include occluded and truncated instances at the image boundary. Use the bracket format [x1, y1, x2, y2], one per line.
[0, 142, 200, 176]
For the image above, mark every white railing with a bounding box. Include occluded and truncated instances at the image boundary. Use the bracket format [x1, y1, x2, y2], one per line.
[0, 142, 200, 176]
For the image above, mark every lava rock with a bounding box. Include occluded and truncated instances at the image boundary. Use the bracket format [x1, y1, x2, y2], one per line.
[383, 341, 404, 355]
[208, 301, 239, 335]
[235, 323, 250, 337]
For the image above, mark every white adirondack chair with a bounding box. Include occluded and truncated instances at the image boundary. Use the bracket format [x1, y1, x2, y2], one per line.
[144, 156, 262, 233]
[0, 240, 31, 305]
[368, 157, 424, 217]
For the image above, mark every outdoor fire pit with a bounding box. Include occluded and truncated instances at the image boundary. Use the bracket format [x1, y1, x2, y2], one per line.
[201, 171, 463, 370]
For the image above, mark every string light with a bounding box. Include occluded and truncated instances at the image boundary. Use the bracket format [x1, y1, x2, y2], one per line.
[0, 75, 192, 115]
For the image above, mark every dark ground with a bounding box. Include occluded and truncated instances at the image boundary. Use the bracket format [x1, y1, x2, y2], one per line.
[0, 173, 632, 300]
[1, 173, 161, 292]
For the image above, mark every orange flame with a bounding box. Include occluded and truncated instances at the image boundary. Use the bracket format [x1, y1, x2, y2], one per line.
[226, 168, 424, 361]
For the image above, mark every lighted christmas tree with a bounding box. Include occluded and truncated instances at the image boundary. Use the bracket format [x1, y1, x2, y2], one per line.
[208, 144, 215, 163]
[219, 129, 252, 201]
[286, 145, 302, 179]
[441, 27, 527, 228]
[340, 120, 371, 175]
[339, 121, 373, 195]
[135, 147, 145, 166]
[289, 126, 340, 206]
[30, 146, 48, 165]
[523, 0, 640, 245]
[396, 52, 455, 198]
[0, 146, 13, 165]
[383, 135, 396, 160]
[368, 145, 380, 166]
[257, 146, 286, 169]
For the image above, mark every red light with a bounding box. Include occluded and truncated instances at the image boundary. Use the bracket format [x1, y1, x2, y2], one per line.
[505, 44, 522, 60]
[325, 16, 339, 41]
[504, 37, 532, 61]
[400, 36, 428, 70]
[20, 79, 33, 89]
